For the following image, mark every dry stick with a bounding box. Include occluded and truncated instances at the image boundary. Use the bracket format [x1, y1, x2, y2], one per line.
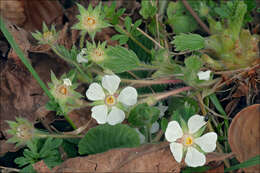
[0, 166, 20, 172]
[119, 16, 164, 49]
[182, 0, 211, 35]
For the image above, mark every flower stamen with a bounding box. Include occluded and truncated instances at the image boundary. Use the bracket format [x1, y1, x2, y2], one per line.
[183, 135, 194, 147]
[58, 86, 68, 95]
[105, 95, 116, 106]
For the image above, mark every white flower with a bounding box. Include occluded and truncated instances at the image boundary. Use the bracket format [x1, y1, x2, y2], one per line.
[165, 115, 217, 167]
[197, 70, 211, 81]
[63, 78, 72, 86]
[150, 102, 168, 134]
[77, 49, 88, 63]
[86, 75, 138, 125]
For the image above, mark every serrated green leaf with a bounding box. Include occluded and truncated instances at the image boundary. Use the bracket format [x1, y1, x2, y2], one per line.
[172, 33, 205, 51]
[168, 15, 198, 34]
[104, 46, 140, 73]
[184, 55, 203, 71]
[39, 138, 62, 157]
[78, 124, 140, 155]
[128, 103, 160, 127]
[140, 0, 157, 19]
[15, 157, 30, 167]
[124, 16, 132, 32]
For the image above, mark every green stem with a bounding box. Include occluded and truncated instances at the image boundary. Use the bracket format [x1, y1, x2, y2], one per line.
[51, 46, 92, 83]
[121, 78, 182, 85]
[117, 25, 151, 55]
[80, 32, 87, 49]
[37, 132, 83, 138]
[0, 17, 53, 100]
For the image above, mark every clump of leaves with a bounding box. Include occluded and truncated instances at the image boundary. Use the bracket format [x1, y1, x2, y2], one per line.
[14, 138, 63, 173]
[202, 1, 259, 70]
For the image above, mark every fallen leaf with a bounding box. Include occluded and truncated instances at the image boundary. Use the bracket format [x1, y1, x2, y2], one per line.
[0, 0, 63, 31]
[33, 142, 181, 172]
[228, 104, 260, 173]
[0, 53, 68, 155]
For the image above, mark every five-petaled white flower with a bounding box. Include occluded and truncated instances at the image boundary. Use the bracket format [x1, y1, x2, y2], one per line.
[86, 75, 138, 125]
[165, 115, 217, 167]
[197, 70, 211, 81]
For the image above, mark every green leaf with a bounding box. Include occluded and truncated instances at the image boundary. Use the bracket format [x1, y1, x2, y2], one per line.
[184, 55, 203, 71]
[20, 164, 36, 173]
[104, 46, 140, 73]
[160, 117, 168, 132]
[209, 94, 226, 116]
[224, 155, 260, 172]
[39, 138, 62, 157]
[172, 33, 205, 51]
[128, 103, 160, 127]
[140, 0, 157, 19]
[124, 16, 132, 32]
[128, 34, 153, 63]
[15, 157, 30, 167]
[61, 139, 78, 158]
[168, 15, 198, 34]
[78, 124, 140, 155]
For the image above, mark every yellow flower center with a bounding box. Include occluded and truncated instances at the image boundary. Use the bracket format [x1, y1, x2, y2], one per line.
[105, 95, 116, 105]
[43, 31, 53, 41]
[59, 86, 68, 95]
[83, 16, 96, 29]
[94, 48, 103, 56]
[184, 136, 193, 146]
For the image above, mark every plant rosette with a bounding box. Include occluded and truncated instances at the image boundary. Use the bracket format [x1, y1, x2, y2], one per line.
[86, 75, 138, 125]
[72, 3, 110, 40]
[165, 115, 217, 167]
[48, 72, 82, 113]
[31, 22, 58, 45]
[77, 41, 108, 65]
[6, 117, 36, 147]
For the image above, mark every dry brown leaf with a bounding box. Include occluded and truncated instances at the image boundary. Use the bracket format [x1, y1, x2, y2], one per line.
[228, 104, 260, 173]
[33, 142, 181, 173]
[0, 0, 63, 31]
[0, 54, 68, 155]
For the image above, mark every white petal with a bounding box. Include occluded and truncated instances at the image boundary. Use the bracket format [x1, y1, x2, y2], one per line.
[157, 103, 168, 118]
[169, 142, 183, 163]
[135, 128, 145, 144]
[102, 75, 121, 94]
[107, 107, 125, 125]
[185, 147, 206, 167]
[91, 105, 108, 124]
[77, 53, 88, 63]
[194, 132, 217, 152]
[118, 87, 138, 106]
[63, 78, 72, 86]
[165, 121, 183, 142]
[86, 83, 105, 101]
[188, 114, 206, 134]
[150, 121, 160, 134]
[197, 70, 211, 81]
